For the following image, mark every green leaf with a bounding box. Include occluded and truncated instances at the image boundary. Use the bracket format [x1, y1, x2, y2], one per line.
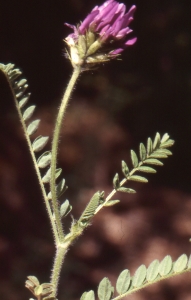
[173, 254, 188, 273]
[160, 139, 174, 148]
[144, 158, 163, 166]
[18, 95, 30, 108]
[161, 133, 169, 143]
[98, 277, 112, 300]
[150, 152, 168, 159]
[121, 160, 129, 177]
[131, 150, 138, 168]
[104, 200, 120, 207]
[37, 151, 52, 168]
[32, 136, 49, 152]
[158, 255, 172, 276]
[139, 143, 146, 161]
[60, 200, 72, 218]
[155, 148, 172, 155]
[113, 173, 120, 189]
[147, 137, 153, 155]
[132, 265, 146, 288]
[27, 119, 40, 136]
[83, 290, 95, 300]
[23, 105, 36, 121]
[138, 166, 156, 173]
[146, 259, 160, 282]
[129, 175, 148, 183]
[116, 269, 131, 294]
[80, 292, 88, 300]
[56, 178, 68, 198]
[153, 132, 161, 150]
[117, 187, 136, 193]
[42, 168, 62, 184]
[187, 255, 191, 269]
[79, 192, 100, 223]
[17, 78, 27, 87]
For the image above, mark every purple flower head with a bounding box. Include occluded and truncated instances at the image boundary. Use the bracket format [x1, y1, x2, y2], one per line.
[65, 0, 137, 69]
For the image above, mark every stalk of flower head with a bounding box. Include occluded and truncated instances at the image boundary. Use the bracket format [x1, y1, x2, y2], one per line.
[50, 0, 136, 296]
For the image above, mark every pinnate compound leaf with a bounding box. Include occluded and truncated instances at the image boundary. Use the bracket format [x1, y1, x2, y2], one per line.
[37, 151, 52, 168]
[117, 187, 136, 193]
[113, 173, 120, 189]
[116, 269, 131, 295]
[147, 137, 153, 155]
[98, 277, 113, 300]
[144, 158, 163, 166]
[121, 160, 129, 177]
[104, 200, 120, 207]
[173, 254, 188, 273]
[27, 119, 40, 136]
[129, 175, 148, 183]
[139, 143, 146, 161]
[131, 150, 138, 168]
[32, 136, 49, 152]
[132, 265, 146, 288]
[60, 200, 72, 218]
[146, 259, 160, 282]
[23, 105, 36, 121]
[138, 166, 156, 173]
[158, 255, 172, 276]
[19, 95, 30, 108]
[153, 132, 161, 150]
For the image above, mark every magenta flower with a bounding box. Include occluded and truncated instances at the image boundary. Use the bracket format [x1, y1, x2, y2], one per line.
[65, 0, 137, 69]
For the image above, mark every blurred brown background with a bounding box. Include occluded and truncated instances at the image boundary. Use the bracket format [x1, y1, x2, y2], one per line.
[0, 0, 191, 299]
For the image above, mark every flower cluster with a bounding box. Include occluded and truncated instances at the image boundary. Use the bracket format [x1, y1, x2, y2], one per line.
[65, 0, 137, 69]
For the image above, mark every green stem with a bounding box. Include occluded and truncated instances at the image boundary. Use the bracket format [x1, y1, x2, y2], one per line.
[50, 66, 82, 242]
[51, 244, 69, 296]
[4, 72, 59, 244]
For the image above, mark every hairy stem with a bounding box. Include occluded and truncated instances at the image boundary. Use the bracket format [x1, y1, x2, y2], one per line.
[50, 244, 69, 296]
[5, 74, 59, 244]
[50, 66, 81, 242]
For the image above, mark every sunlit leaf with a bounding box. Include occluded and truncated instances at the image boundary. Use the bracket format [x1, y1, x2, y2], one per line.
[27, 119, 40, 136]
[173, 254, 188, 273]
[121, 160, 129, 177]
[113, 173, 120, 189]
[116, 269, 131, 294]
[132, 265, 146, 287]
[98, 277, 113, 300]
[32, 136, 49, 152]
[104, 200, 120, 207]
[129, 175, 148, 183]
[60, 200, 72, 218]
[139, 143, 146, 161]
[138, 166, 156, 173]
[146, 259, 159, 282]
[131, 150, 138, 168]
[144, 158, 163, 166]
[117, 187, 136, 193]
[147, 137, 153, 155]
[153, 132, 161, 150]
[23, 105, 36, 121]
[158, 255, 172, 276]
[37, 151, 52, 168]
